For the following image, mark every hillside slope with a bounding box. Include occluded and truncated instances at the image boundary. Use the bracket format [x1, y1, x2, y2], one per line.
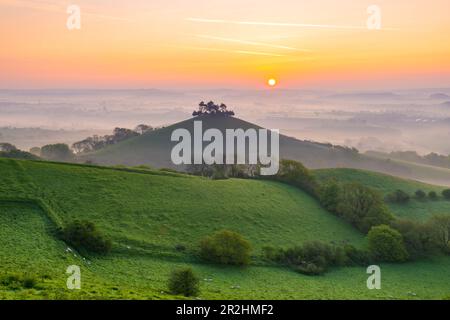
[82, 115, 450, 186]
[1, 158, 449, 299]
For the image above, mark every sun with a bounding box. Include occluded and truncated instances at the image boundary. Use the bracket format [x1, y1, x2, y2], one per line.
[268, 78, 277, 87]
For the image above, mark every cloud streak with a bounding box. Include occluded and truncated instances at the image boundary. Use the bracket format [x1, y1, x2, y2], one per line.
[194, 34, 311, 52]
[187, 17, 397, 31]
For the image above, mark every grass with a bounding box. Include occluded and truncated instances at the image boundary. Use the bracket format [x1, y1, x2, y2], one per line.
[0, 158, 449, 299]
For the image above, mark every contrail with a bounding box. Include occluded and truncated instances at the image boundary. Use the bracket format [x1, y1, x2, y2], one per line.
[177, 46, 286, 57]
[195, 34, 311, 52]
[187, 17, 397, 31]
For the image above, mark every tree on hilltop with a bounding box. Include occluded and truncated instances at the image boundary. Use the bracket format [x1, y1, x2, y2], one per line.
[192, 101, 235, 117]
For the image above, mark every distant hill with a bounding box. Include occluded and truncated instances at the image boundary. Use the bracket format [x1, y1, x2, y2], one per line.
[430, 93, 450, 100]
[82, 114, 450, 186]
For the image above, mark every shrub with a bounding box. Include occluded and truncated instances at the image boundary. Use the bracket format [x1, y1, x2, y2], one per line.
[368, 225, 409, 262]
[335, 183, 394, 233]
[0, 273, 38, 290]
[318, 180, 340, 212]
[427, 214, 450, 254]
[272, 159, 318, 196]
[343, 244, 371, 266]
[275, 241, 347, 275]
[429, 191, 438, 200]
[61, 220, 112, 254]
[200, 230, 252, 266]
[385, 189, 410, 203]
[442, 189, 450, 200]
[415, 189, 426, 200]
[390, 219, 437, 259]
[168, 268, 199, 297]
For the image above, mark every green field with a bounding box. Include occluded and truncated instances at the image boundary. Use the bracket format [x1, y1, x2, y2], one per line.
[0, 158, 449, 299]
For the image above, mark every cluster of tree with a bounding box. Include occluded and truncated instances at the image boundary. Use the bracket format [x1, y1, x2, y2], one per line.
[263, 241, 351, 275]
[319, 180, 393, 233]
[367, 150, 450, 170]
[72, 124, 153, 154]
[268, 159, 318, 196]
[58, 220, 112, 254]
[187, 163, 259, 180]
[0, 142, 39, 160]
[192, 101, 235, 117]
[263, 215, 450, 276]
[199, 230, 252, 266]
[385, 188, 450, 203]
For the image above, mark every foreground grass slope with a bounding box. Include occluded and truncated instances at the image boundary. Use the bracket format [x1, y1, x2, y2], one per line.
[1, 158, 449, 299]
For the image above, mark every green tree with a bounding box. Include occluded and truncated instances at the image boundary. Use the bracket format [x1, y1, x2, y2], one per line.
[41, 143, 73, 161]
[428, 214, 450, 253]
[168, 268, 200, 297]
[368, 225, 409, 262]
[336, 183, 393, 233]
[442, 189, 450, 200]
[415, 189, 426, 200]
[200, 230, 252, 266]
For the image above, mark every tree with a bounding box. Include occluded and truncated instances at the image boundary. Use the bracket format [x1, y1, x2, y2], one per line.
[168, 268, 200, 297]
[319, 179, 340, 212]
[60, 220, 112, 254]
[390, 219, 437, 259]
[428, 191, 438, 200]
[192, 101, 235, 117]
[134, 124, 153, 135]
[0, 143, 17, 152]
[200, 230, 252, 266]
[442, 189, 450, 200]
[29, 147, 41, 157]
[428, 214, 450, 253]
[385, 189, 410, 203]
[336, 183, 393, 233]
[415, 189, 426, 200]
[40, 143, 73, 161]
[272, 159, 318, 196]
[368, 225, 409, 262]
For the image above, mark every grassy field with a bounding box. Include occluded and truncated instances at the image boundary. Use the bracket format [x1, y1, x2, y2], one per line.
[0, 158, 449, 299]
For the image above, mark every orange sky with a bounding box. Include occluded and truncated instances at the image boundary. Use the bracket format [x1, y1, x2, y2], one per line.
[1, 0, 450, 89]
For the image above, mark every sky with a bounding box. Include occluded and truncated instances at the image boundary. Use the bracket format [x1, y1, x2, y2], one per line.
[1, 0, 450, 90]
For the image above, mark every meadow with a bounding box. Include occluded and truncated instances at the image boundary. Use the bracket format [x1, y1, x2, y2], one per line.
[0, 158, 449, 299]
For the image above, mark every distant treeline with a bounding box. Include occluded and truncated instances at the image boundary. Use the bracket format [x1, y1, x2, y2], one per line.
[366, 150, 450, 169]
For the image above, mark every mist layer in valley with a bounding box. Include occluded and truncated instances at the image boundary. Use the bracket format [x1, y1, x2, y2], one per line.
[1, 88, 450, 156]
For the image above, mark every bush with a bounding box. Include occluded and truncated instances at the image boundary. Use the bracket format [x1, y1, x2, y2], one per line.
[272, 159, 318, 196]
[368, 225, 409, 262]
[442, 189, 450, 200]
[427, 214, 450, 254]
[390, 219, 437, 259]
[429, 191, 438, 200]
[61, 220, 112, 254]
[385, 189, 410, 203]
[318, 180, 340, 212]
[335, 183, 394, 233]
[415, 189, 426, 200]
[274, 241, 347, 275]
[343, 244, 371, 266]
[168, 268, 200, 297]
[200, 230, 252, 266]
[0, 273, 38, 290]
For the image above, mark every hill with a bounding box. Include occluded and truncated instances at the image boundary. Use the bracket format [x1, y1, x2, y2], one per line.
[1, 158, 449, 299]
[82, 114, 450, 186]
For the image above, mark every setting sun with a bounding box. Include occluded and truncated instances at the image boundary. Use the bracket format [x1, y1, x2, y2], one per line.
[268, 78, 277, 87]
